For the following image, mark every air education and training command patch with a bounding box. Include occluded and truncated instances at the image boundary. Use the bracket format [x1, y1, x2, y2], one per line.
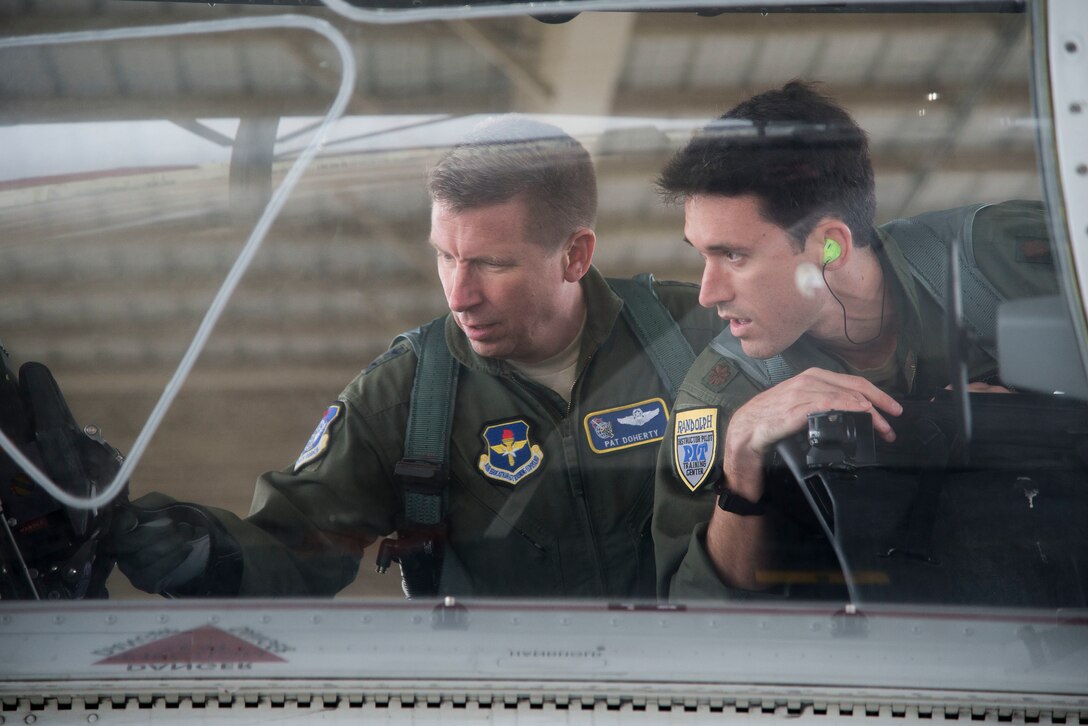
[583, 397, 669, 454]
[478, 419, 544, 486]
[294, 402, 344, 472]
[673, 407, 719, 492]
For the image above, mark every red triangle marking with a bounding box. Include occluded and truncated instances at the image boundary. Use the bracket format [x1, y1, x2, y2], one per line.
[95, 626, 286, 665]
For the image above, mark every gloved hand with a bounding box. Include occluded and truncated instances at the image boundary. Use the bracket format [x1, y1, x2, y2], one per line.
[109, 492, 213, 595]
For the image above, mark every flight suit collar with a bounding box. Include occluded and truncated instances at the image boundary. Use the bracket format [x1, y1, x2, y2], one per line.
[775, 229, 926, 394]
[442, 265, 623, 377]
[875, 227, 926, 392]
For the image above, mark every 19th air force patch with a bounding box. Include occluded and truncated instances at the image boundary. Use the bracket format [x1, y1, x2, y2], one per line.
[673, 407, 718, 492]
[583, 398, 668, 454]
[478, 420, 544, 486]
[294, 402, 344, 472]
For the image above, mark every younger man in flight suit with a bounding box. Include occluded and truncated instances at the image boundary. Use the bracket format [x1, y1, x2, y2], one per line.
[652, 82, 1051, 602]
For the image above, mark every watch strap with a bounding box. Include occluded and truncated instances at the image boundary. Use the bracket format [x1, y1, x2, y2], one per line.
[715, 486, 766, 516]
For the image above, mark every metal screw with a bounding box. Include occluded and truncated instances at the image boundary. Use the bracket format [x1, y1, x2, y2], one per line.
[1077, 164, 1088, 176]
[1066, 40, 1079, 54]
[1072, 102, 1084, 114]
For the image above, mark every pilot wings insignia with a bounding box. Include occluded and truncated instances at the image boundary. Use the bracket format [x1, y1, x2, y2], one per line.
[617, 407, 660, 427]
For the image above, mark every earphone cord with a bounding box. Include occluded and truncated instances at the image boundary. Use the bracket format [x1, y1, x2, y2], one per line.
[822, 261, 886, 346]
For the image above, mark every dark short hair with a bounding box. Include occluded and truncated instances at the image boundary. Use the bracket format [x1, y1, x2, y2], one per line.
[657, 80, 876, 248]
[428, 115, 597, 250]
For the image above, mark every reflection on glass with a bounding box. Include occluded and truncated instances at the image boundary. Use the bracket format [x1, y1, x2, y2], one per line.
[2, 5, 1078, 612]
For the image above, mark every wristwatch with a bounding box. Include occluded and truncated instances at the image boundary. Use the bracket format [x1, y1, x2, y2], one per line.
[714, 475, 766, 516]
[716, 490, 766, 516]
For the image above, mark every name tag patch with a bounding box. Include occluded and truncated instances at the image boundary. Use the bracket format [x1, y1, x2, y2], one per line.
[583, 398, 669, 454]
[294, 402, 344, 472]
[673, 407, 718, 492]
[478, 419, 544, 486]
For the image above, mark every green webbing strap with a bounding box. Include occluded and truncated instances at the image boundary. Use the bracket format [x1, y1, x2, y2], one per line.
[608, 274, 696, 399]
[708, 331, 795, 390]
[763, 354, 796, 386]
[884, 204, 1002, 359]
[395, 317, 459, 526]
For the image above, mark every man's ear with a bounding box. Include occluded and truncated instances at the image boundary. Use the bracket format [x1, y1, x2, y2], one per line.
[563, 228, 596, 282]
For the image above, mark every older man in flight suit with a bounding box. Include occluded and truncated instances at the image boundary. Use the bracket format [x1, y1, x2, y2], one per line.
[110, 116, 722, 599]
[652, 81, 1057, 602]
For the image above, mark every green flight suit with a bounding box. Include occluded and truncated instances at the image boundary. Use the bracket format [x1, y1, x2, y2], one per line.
[208, 267, 722, 598]
[653, 202, 1059, 602]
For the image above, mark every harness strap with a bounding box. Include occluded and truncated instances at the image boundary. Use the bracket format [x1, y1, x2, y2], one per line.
[394, 319, 458, 526]
[763, 354, 797, 386]
[708, 332, 796, 388]
[608, 273, 696, 399]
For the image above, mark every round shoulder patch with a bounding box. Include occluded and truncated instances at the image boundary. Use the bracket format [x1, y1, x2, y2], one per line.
[294, 402, 344, 472]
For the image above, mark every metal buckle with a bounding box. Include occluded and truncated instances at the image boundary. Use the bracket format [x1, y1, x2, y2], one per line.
[393, 459, 448, 495]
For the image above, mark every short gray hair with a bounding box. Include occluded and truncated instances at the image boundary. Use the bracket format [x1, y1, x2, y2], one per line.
[428, 115, 597, 250]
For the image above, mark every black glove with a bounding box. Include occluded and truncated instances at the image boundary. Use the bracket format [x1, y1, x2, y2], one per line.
[0, 355, 123, 599]
[109, 492, 241, 597]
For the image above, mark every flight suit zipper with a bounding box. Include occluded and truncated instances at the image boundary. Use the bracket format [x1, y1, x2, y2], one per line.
[560, 354, 608, 596]
[905, 350, 918, 393]
[509, 354, 608, 595]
